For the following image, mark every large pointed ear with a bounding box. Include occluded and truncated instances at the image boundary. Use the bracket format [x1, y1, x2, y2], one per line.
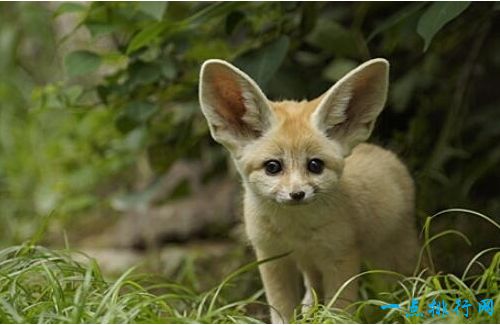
[311, 58, 389, 156]
[199, 59, 274, 152]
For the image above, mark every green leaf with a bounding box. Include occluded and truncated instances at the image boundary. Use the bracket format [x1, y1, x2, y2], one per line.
[225, 10, 245, 35]
[127, 22, 169, 54]
[115, 101, 157, 133]
[234, 36, 290, 89]
[126, 61, 162, 88]
[182, 2, 242, 27]
[137, 2, 168, 21]
[85, 22, 119, 38]
[63, 85, 83, 104]
[161, 58, 177, 80]
[367, 2, 426, 41]
[299, 2, 318, 36]
[54, 2, 87, 17]
[417, 2, 471, 52]
[390, 71, 419, 113]
[306, 19, 359, 58]
[322, 58, 358, 82]
[64, 50, 101, 77]
[127, 2, 242, 54]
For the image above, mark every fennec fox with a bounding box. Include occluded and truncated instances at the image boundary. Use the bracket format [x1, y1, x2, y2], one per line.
[198, 58, 419, 323]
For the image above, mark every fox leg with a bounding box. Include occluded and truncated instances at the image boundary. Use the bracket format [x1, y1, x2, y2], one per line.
[321, 252, 360, 310]
[256, 249, 302, 323]
[301, 268, 322, 310]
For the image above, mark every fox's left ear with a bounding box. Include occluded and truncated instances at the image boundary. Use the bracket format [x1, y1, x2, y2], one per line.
[311, 58, 389, 156]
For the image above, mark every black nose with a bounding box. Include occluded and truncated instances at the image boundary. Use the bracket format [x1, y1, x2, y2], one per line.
[289, 191, 305, 201]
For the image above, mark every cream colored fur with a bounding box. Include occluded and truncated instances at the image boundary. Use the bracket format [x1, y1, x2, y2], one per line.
[198, 58, 419, 323]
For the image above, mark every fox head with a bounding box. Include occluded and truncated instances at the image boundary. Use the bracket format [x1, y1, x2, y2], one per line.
[199, 59, 389, 205]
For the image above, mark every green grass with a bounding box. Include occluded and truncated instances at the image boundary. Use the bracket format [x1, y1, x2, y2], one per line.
[0, 209, 499, 323]
[0, 245, 266, 323]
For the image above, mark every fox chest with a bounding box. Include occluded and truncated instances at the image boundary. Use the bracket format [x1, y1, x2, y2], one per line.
[246, 209, 355, 258]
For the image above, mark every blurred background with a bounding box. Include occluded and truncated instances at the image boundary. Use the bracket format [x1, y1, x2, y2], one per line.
[0, 1, 499, 291]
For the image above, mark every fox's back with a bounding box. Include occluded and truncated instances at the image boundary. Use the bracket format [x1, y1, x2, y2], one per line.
[342, 143, 417, 271]
[343, 143, 414, 211]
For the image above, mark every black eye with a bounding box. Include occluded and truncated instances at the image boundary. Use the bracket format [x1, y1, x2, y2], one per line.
[264, 160, 282, 175]
[307, 159, 324, 174]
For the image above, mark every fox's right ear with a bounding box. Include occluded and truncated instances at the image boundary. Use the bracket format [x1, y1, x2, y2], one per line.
[199, 59, 274, 152]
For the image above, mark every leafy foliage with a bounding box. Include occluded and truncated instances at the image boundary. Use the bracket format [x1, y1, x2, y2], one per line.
[1, 3, 499, 323]
[64, 50, 102, 77]
[417, 2, 471, 51]
[0, 2, 499, 257]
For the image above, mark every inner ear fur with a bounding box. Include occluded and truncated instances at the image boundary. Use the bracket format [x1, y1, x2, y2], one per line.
[199, 60, 273, 150]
